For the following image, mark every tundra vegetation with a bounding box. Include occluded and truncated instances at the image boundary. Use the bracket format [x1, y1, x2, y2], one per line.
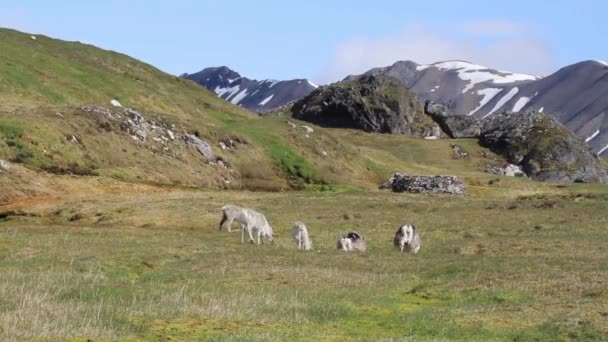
[1, 28, 607, 341]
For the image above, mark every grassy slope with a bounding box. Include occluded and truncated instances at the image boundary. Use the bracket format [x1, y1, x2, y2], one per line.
[1, 186, 607, 341]
[0, 27, 516, 200]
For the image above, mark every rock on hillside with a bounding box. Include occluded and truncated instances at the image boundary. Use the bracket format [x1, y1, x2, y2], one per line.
[380, 173, 466, 195]
[424, 101, 481, 138]
[181, 66, 318, 113]
[291, 75, 436, 136]
[480, 111, 608, 183]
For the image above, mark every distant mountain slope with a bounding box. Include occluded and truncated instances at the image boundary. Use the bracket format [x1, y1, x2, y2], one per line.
[347, 60, 608, 157]
[181, 66, 318, 113]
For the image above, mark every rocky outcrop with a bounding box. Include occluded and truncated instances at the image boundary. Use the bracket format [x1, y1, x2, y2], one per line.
[480, 111, 608, 183]
[292, 75, 435, 136]
[380, 173, 466, 195]
[424, 101, 481, 138]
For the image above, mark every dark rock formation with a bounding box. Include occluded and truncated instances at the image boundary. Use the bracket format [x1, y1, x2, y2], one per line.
[291, 75, 435, 136]
[380, 173, 466, 195]
[480, 111, 608, 183]
[424, 101, 481, 138]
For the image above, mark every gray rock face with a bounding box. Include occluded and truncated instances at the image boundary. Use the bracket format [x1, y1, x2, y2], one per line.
[380, 173, 466, 195]
[184, 134, 215, 162]
[181, 66, 317, 113]
[424, 101, 481, 138]
[480, 111, 608, 183]
[291, 75, 435, 136]
[347, 60, 608, 157]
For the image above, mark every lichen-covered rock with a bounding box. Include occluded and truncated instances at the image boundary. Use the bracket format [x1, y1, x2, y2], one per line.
[424, 101, 481, 138]
[480, 111, 608, 183]
[380, 173, 466, 195]
[292, 75, 435, 136]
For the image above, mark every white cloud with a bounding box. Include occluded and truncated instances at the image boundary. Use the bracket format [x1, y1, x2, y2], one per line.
[319, 21, 554, 83]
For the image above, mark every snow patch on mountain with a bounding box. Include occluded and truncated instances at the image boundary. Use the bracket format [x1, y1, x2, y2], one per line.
[259, 94, 274, 106]
[512, 96, 531, 112]
[483, 87, 519, 119]
[598, 144, 608, 156]
[215, 85, 241, 98]
[230, 89, 249, 104]
[308, 80, 319, 88]
[585, 130, 600, 143]
[469, 88, 502, 116]
[416, 61, 537, 94]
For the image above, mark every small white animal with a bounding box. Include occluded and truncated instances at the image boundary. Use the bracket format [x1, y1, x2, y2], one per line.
[292, 222, 312, 250]
[219, 205, 274, 245]
[337, 231, 366, 252]
[394, 224, 421, 254]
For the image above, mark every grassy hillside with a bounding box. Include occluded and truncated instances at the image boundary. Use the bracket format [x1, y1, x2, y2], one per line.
[0, 27, 518, 202]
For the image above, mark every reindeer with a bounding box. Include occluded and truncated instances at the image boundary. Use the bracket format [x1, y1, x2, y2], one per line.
[394, 224, 421, 254]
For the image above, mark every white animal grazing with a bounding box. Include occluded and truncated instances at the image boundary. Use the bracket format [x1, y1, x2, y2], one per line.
[292, 222, 312, 250]
[394, 224, 421, 254]
[219, 205, 274, 245]
[337, 231, 366, 252]
[219, 204, 243, 232]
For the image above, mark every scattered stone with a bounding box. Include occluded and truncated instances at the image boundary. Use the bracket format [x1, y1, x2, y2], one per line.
[287, 120, 297, 128]
[451, 144, 469, 158]
[301, 125, 314, 134]
[321, 150, 328, 157]
[0, 159, 11, 172]
[485, 164, 526, 177]
[110, 99, 122, 107]
[380, 173, 466, 195]
[30, 35, 36, 41]
[424, 101, 481, 138]
[185, 134, 215, 162]
[55, 112, 64, 117]
[167, 129, 175, 140]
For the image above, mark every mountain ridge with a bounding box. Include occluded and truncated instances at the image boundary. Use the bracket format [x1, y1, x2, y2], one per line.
[346, 59, 608, 157]
[181, 66, 318, 113]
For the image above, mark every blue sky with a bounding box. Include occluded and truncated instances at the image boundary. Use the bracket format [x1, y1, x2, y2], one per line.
[1, 0, 607, 83]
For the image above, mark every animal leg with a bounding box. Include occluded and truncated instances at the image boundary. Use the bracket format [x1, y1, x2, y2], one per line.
[247, 225, 255, 244]
[219, 212, 228, 231]
[241, 225, 246, 244]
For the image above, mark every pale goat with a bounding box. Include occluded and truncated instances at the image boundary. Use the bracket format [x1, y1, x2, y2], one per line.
[220, 205, 274, 245]
[292, 222, 312, 250]
[394, 224, 421, 254]
[337, 231, 366, 252]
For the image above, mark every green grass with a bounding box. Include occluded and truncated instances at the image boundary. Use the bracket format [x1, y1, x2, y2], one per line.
[1, 184, 607, 341]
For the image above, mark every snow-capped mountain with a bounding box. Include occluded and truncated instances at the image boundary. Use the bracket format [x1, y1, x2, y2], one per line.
[181, 66, 318, 113]
[347, 60, 608, 156]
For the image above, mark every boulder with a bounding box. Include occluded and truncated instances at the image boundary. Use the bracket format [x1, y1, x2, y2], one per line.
[485, 164, 526, 177]
[480, 111, 608, 183]
[0, 159, 10, 172]
[424, 101, 481, 138]
[380, 173, 466, 195]
[184, 134, 215, 162]
[292, 75, 435, 136]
